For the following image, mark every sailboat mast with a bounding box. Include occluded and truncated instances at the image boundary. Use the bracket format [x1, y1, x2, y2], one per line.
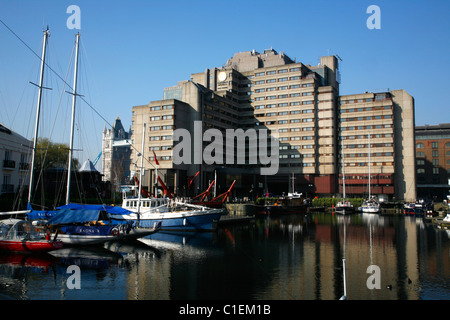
[137, 123, 146, 215]
[368, 134, 371, 198]
[342, 139, 346, 200]
[66, 32, 80, 205]
[28, 28, 50, 204]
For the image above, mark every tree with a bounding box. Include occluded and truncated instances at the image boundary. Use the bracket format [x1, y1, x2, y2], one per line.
[34, 138, 79, 171]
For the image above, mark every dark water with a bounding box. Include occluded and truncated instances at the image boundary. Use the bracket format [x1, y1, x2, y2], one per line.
[0, 213, 449, 300]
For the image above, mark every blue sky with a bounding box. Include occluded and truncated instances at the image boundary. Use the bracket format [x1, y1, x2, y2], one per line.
[1, 0, 449, 166]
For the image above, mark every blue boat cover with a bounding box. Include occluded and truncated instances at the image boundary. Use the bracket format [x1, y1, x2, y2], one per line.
[57, 203, 132, 215]
[26, 203, 133, 220]
[46, 209, 102, 225]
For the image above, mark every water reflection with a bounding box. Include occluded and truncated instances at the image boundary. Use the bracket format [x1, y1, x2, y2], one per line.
[0, 213, 448, 300]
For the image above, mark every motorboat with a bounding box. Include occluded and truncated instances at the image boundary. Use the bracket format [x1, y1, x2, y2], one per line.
[0, 219, 62, 252]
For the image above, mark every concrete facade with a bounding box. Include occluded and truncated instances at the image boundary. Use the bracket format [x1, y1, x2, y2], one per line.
[128, 49, 416, 200]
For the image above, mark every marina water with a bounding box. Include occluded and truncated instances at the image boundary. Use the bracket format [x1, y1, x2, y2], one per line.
[0, 212, 448, 300]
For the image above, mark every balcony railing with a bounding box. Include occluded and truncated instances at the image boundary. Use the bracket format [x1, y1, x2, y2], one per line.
[3, 160, 15, 169]
[1, 184, 14, 193]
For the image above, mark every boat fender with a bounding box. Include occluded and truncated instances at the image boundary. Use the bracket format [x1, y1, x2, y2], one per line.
[111, 227, 120, 237]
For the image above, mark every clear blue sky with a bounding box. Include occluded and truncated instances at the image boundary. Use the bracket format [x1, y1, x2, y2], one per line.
[1, 0, 449, 166]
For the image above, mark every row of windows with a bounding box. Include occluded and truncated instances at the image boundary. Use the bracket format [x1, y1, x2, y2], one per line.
[255, 67, 301, 77]
[417, 142, 450, 149]
[341, 105, 392, 113]
[149, 156, 171, 161]
[341, 115, 392, 122]
[417, 168, 441, 174]
[149, 146, 172, 151]
[344, 152, 393, 158]
[253, 94, 314, 101]
[254, 78, 314, 86]
[150, 115, 174, 121]
[343, 162, 394, 167]
[343, 134, 393, 140]
[149, 105, 174, 111]
[344, 143, 393, 148]
[254, 86, 314, 94]
[149, 125, 174, 131]
[255, 109, 314, 116]
[149, 135, 172, 141]
[340, 94, 390, 104]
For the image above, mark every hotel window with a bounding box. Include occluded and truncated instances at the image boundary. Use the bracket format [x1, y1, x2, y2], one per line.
[278, 69, 288, 73]
[432, 159, 439, 166]
[279, 77, 288, 82]
[267, 79, 276, 83]
[150, 106, 160, 111]
[432, 150, 439, 157]
[267, 95, 276, 100]
[255, 88, 265, 93]
[302, 100, 313, 105]
[278, 86, 288, 90]
[432, 142, 438, 149]
[290, 76, 300, 80]
[255, 72, 265, 77]
[162, 105, 173, 110]
[279, 103, 288, 107]
[255, 80, 265, 85]
[416, 151, 424, 157]
[290, 67, 300, 72]
[267, 71, 276, 75]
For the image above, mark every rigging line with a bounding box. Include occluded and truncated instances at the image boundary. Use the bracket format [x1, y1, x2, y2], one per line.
[1, 19, 156, 170]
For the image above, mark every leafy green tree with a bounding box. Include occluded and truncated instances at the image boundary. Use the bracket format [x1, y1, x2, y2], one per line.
[34, 138, 79, 170]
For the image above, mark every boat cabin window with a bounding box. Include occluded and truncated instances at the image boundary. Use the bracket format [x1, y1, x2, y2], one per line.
[151, 201, 156, 207]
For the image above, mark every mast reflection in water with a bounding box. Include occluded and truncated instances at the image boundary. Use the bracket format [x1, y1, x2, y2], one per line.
[0, 213, 448, 300]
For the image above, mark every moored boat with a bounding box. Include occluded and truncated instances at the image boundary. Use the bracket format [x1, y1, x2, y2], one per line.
[110, 197, 223, 232]
[44, 208, 161, 245]
[0, 219, 62, 253]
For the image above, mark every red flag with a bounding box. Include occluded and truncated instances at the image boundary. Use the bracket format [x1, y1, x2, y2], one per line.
[153, 151, 159, 165]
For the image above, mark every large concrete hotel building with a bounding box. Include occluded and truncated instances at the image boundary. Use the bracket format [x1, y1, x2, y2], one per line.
[129, 49, 416, 201]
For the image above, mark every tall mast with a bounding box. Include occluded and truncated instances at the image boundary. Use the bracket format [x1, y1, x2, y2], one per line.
[66, 33, 80, 205]
[137, 122, 146, 216]
[28, 28, 50, 205]
[368, 134, 371, 198]
[342, 139, 346, 200]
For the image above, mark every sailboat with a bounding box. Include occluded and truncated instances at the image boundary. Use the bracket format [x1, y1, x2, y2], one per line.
[0, 29, 63, 252]
[361, 134, 380, 214]
[24, 32, 160, 244]
[335, 139, 355, 215]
